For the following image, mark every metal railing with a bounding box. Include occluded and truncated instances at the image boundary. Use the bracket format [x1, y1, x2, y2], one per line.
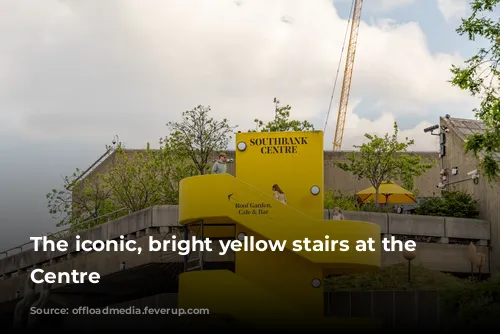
[324, 290, 444, 328]
[0, 207, 129, 259]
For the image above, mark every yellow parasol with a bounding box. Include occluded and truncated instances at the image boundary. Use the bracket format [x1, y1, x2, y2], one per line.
[356, 181, 416, 204]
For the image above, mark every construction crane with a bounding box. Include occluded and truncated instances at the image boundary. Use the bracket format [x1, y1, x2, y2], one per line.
[332, 0, 363, 151]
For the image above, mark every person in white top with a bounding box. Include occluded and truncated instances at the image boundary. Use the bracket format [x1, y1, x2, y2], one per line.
[272, 184, 287, 204]
[331, 207, 344, 220]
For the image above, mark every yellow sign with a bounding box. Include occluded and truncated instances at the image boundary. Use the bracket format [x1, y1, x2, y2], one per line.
[236, 131, 324, 219]
[235, 201, 272, 215]
[249, 135, 309, 154]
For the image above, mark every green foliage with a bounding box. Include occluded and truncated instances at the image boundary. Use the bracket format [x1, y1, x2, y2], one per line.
[328, 262, 500, 329]
[251, 99, 314, 132]
[46, 168, 118, 228]
[413, 189, 479, 218]
[441, 278, 499, 314]
[166, 105, 237, 174]
[103, 143, 195, 213]
[324, 189, 360, 211]
[335, 122, 435, 204]
[48, 104, 235, 229]
[450, 0, 500, 181]
[323, 190, 396, 213]
[440, 277, 500, 330]
[359, 201, 393, 213]
[47, 141, 195, 229]
[326, 263, 465, 291]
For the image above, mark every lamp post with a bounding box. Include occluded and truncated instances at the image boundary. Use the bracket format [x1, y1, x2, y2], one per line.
[474, 253, 485, 281]
[403, 250, 416, 284]
[467, 242, 476, 280]
[273, 97, 279, 120]
[112, 135, 120, 148]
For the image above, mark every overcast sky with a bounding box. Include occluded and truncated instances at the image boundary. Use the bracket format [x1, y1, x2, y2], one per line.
[0, 0, 482, 251]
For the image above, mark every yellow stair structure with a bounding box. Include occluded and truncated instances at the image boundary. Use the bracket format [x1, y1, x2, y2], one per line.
[177, 131, 381, 329]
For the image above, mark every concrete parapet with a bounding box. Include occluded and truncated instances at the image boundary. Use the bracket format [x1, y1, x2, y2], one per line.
[341, 211, 388, 233]
[0, 205, 180, 277]
[382, 242, 490, 273]
[339, 210, 490, 241]
[0, 233, 183, 304]
[444, 217, 490, 240]
[388, 214, 445, 237]
[0, 206, 491, 279]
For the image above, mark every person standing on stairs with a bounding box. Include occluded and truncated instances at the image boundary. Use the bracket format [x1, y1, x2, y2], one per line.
[331, 207, 344, 220]
[272, 184, 287, 204]
[212, 152, 228, 174]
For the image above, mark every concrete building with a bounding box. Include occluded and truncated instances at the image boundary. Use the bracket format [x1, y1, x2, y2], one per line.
[439, 116, 500, 274]
[67, 119, 500, 275]
[1, 119, 498, 328]
[82, 148, 441, 198]
[12, 119, 498, 264]
[69, 121, 499, 274]
[0, 205, 491, 306]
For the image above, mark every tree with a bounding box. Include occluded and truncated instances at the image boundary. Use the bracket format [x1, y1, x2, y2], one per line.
[252, 98, 314, 132]
[46, 168, 117, 229]
[326, 263, 465, 291]
[359, 201, 394, 213]
[103, 143, 193, 212]
[450, 0, 500, 181]
[166, 105, 237, 175]
[334, 122, 435, 205]
[324, 189, 360, 213]
[440, 277, 500, 330]
[413, 189, 479, 218]
[47, 139, 195, 229]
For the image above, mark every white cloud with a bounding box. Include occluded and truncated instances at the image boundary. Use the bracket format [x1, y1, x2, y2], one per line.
[437, 0, 468, 22]
[0, 0, 476, 151]
[372, 0, 416, 12]
[342, 100, 440, 152]
[335, 0, 417, 12]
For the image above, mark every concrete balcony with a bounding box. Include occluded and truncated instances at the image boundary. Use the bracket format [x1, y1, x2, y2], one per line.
[0, 206, 491, 306]
[336, 210, 490, 274]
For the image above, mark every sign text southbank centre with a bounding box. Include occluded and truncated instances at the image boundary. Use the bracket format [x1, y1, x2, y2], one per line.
[250, 136, 308, 154]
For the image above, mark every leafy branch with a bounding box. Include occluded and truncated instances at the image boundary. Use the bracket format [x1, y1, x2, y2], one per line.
[450, 0, 500, 181]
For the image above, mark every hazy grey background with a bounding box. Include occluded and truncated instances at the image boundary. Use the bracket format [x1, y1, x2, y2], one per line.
[0, 0, 480, 250]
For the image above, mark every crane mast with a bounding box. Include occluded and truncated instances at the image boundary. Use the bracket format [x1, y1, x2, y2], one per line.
[333, 0, 363, 151]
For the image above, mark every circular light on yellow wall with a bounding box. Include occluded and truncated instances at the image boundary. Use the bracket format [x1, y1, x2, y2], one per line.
[310, 185, 320, 195]
[237, 232, 246, 241]
[237, 141, 247, 151]
[311, 278, 321, 288]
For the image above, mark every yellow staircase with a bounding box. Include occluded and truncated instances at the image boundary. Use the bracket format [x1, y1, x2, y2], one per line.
[177, 131, 381, 329]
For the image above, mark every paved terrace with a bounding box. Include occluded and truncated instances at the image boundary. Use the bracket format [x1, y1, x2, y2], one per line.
[0, 206, 490, 308]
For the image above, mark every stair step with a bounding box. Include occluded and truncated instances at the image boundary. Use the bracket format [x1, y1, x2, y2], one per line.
[186, 260, 201, 267]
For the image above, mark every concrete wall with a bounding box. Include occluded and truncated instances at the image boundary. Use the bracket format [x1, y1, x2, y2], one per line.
[209, 150, 440, 197]
[88, 149, 440, 198]
[71, 149, 146, 203]
[0, 206, 180, 277]
[63, 290, 446, 330]
[336, 210, 490, 240]
[439, 117, 499, 274]
[0, 206, 491, 308]
[323, 151, 440, 197]
[0, 205, 490, 278]
[338, 210, 490, 273]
